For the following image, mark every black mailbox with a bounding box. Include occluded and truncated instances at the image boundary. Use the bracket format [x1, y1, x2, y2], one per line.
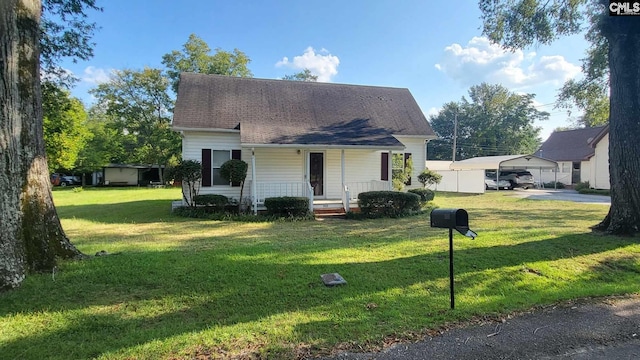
[429, 208, 478, 310]
[430, 208, 476, 239]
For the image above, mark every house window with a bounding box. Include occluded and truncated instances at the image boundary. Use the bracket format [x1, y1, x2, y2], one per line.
[201, 149, 240, 187]
[390, 152, 412, 185]
[212, 150, 231, 185]
[392, 154, 405, 181]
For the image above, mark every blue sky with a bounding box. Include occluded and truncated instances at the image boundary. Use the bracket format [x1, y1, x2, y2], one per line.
[60, 0, 591, 141]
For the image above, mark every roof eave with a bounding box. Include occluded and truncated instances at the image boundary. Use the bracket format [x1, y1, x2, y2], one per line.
[242, 143, 406, 151]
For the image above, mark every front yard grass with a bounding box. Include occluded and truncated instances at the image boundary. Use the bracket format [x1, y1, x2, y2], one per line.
[1, 188, 638, 359]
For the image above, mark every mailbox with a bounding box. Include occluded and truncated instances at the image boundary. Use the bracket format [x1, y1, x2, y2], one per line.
[430, 208, 476, 239]
[429, 208, 478, 310]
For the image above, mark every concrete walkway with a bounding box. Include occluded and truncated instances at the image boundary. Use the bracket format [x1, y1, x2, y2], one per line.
[322, 296, 640, 360]
[504, 189, 610, 205]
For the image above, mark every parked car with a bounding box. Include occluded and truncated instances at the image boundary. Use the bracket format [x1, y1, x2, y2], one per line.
[499, 169, 535, 189]
[485, 173, 512, 190]
[50, 173, 81, 187]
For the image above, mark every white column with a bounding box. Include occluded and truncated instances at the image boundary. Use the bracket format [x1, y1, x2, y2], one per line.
[341, 149, 345, 189]
[388, 150, 393, 190]
[251, 148, 257, 215]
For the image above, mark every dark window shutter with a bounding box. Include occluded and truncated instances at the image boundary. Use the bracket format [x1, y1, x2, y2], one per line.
[201, 149, 212, 187]
[231, 149, 241, 186]
[404, 153, 412, 185]
[381, 152, 389, 181]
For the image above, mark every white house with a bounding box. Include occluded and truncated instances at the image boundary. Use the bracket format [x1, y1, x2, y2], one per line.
[534, 126, 608, 186]
[172, 73, 437, 213]
[587, 125, 610, 189]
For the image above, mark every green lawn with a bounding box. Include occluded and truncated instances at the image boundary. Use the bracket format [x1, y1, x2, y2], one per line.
[1, 188, 638, 359]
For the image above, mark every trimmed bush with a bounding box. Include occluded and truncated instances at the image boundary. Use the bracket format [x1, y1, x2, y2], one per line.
[193, 194, 229, 213]
[575, 181, 590, 191]
[408, 188, 435, 204]
[264, 196, 310, 217]
[358, 191, 421, 218]
[543, 181, 566, 189]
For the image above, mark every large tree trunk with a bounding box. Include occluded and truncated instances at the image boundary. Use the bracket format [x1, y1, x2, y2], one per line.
[594, 13, 640, 235]
[0, 0, 83, 291]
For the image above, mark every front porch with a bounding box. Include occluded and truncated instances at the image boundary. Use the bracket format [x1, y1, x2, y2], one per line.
[249, 180, 390, 214]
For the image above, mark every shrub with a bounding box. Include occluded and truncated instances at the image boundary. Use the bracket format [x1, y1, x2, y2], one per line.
[408, 188, 435, 205]
[193, 194, 229, 213]
[578, 188, 610, 196]
[543, 181, 566, 189]
[358, 191, 421, 218]
[167, 160, 202, 207]
[264, 196, 310, 217]
[417, 169, 442, 188]
[575, 181, 590, 191]
[220, 159, 249, 212]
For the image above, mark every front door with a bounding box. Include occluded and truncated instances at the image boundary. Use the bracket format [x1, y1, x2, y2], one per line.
[309, 152, 324, 197]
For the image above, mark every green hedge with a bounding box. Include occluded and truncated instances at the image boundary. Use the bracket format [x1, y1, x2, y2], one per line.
[264, 196, 310, 217]
[543, 181, 566, 189]
[407, 188, 435, 204]
[357, 191, 421, 218]
[193, 194, 229, 213]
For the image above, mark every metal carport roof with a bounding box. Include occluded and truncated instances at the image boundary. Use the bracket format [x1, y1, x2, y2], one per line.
[449, 155, 558, 171]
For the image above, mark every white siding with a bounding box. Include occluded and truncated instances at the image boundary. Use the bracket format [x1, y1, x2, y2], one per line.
[529, 161, 571, 185]
[253, 148, 304, 182]
[592, 134, 610, 189]
[181, 131, 243, 199]
[581, 161, 592, 184]
[180, 131, 432, 202]
[425, 161, 485, 193]
[104, 168, 138, 185]
[395, 136, 427, 190]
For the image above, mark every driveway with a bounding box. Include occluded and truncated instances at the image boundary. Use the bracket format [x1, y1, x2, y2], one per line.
[321, 296, 640, 360]
[504, 189, 610, 205]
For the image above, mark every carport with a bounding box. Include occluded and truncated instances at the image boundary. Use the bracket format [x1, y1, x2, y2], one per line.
[449, 155, 559, 189]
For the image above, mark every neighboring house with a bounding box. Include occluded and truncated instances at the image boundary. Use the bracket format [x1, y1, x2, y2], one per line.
[95, 164, 165, 186]
[172, 73, 437, 213]
[534, 126, 607, 186]
[587, 125, 610, 190]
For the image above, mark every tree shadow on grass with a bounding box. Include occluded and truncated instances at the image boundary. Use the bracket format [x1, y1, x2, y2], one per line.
[1, 233, 637, 359]
[56, 200, 181, 224]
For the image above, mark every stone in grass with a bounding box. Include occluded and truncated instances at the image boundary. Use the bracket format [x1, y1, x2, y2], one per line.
[321, 273, 347, 286]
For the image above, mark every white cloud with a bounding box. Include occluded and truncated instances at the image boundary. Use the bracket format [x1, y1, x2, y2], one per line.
[82, 66, 112, 85]
[435, 37, 580, 89]
[427, 107, 441, 117]
[276, 47, 340, 82]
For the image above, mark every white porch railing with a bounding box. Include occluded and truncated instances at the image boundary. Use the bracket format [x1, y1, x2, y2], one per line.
[252, 181, 314, 213]
[344, 180, 390, 201]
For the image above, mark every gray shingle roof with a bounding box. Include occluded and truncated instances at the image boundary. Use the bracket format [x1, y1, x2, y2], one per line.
[534, 126, 607, 161]
[172, 73, 435, 147]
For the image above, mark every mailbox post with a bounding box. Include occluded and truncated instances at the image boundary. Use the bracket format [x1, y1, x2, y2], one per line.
[430, 209, 477, 310]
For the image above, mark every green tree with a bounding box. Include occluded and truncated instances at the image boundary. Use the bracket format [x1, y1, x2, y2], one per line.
[74, 107, 130, 180]
[418, 169, 442, 189]
[392, 154, 413, 191]
[479, 0, 640, 235]
[282, 68, 318, 82]
[167, 160, 202, 208]
[555, 1, 609, 127]
[42, 82, 91, 172]
[1, 0, 99, 290]
[162, 34, 253, 93]
[220, 159, 249, 211]
[89, 68, 181, 183]
[428, 83, 546, 160]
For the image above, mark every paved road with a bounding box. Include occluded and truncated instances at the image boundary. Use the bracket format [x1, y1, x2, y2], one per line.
[322, 296, 640, 360]
[504, 189, 610, 205]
